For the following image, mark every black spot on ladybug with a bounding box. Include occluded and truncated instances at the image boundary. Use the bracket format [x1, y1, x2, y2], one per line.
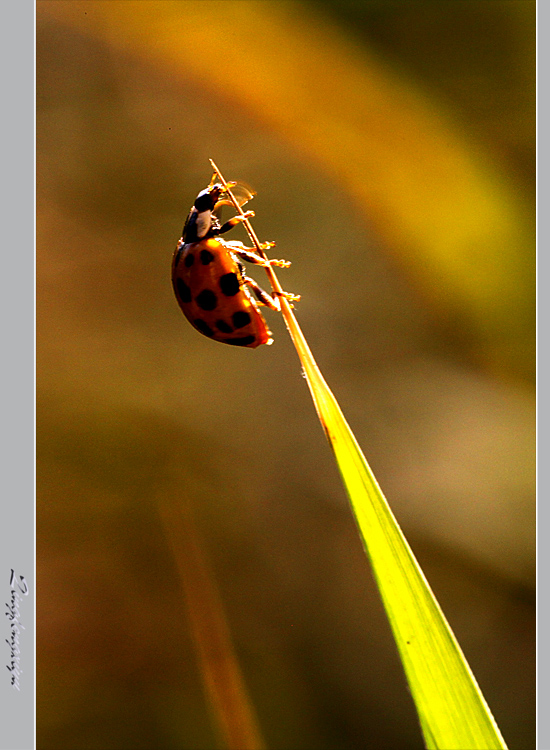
[232, 311, 251, 329]
[219, 272, 240, 296]
[196, 289, 218, 311]
[224, 336, 256, 347]
[184, 253, 195, 267]
[176, 278, 192, 303]
[194, 319, 214, 337]
[174, 245, 184, 268]
[215, 319, 233, 334]
[200, 249, 215, 265]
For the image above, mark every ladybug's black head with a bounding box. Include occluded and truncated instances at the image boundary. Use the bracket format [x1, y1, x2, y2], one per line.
[194, 183, 224, 213]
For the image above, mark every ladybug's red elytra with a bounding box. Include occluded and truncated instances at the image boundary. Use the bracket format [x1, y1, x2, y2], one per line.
[172, 181, 297, 348]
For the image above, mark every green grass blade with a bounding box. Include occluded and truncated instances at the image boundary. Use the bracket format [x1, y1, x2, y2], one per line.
[283, 311, 508, 750]
[210, 160, 508, 749]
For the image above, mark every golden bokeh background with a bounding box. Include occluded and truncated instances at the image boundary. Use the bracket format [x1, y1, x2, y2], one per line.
[38, 2, 535, 748]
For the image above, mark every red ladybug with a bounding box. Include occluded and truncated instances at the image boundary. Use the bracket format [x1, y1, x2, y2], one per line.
[172, 182, 295, 348]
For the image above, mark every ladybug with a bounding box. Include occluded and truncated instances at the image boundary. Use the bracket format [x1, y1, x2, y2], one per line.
[172, 181, 296, 348]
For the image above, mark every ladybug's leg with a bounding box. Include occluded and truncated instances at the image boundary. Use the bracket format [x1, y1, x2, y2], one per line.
[243, 276, 301, 311]
[225, 240, 291, 268]
[242, 276, 280, 311]
[217, 211, 255, 235]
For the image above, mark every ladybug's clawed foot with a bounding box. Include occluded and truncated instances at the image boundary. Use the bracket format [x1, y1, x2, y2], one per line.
[274, 290, 301, 309]
[259, 244, 291, 268]
[266, 258, 291, 268]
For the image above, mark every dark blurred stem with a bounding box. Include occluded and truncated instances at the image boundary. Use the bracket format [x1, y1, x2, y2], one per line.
[159, 498, 266, 750]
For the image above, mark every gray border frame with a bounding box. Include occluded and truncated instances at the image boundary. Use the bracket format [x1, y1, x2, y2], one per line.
[538, 2, 544, 748]
[0, 1, 35, 749]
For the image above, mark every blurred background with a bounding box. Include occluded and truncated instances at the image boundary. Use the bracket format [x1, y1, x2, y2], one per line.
[37, 1, 535, 748]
